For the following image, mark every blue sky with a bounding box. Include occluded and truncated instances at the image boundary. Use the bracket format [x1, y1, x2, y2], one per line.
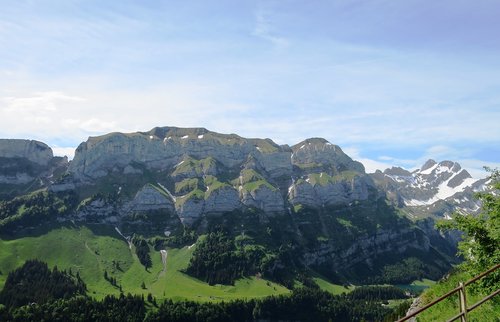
[1, 0, 499, 178]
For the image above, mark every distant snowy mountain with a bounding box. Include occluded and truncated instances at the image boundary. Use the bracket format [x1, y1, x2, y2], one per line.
[371, 159, 489, 219]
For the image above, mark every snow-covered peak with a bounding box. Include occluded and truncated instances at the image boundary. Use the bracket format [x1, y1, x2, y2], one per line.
[374, 160, 479, 210]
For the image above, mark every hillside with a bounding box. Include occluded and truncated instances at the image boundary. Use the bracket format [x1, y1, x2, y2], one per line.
[0, 126, 478, 304]
[0, 223, 292, 301]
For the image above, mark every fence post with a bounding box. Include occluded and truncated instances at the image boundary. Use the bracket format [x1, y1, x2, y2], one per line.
[458, 282, 468, 322]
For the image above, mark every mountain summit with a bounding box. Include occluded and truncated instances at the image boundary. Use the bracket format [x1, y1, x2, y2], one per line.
[0, 126, 472, 292]
[371, 159, 485, 219]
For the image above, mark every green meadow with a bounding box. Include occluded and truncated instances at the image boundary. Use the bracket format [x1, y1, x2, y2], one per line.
[0, 224, 296, 301]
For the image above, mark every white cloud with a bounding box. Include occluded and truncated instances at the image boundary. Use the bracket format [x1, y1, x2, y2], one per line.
[458, 159, 500, 180]
[342, 147, 395, 173]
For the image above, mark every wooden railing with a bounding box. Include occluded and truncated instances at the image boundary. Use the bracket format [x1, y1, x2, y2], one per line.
[396, 263, 500, 322]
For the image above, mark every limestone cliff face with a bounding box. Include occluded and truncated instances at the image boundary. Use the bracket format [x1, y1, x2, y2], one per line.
[175, 195, 205, 225]
[0, 139, 67, 188]
[291, 138, 364, 173]
[0, 139, 53, 166]
[303, 227, 430, 269]
[288, 171, 374, 208]
[75, 184, 179, 233]
[75, 198, 119, 224]
[286, 138, 373, 207]
[70, 127, 291, 180]
[204, 186, 241, 214]
[128, 184, 175, 213]
[240, 184, 285, 213]
[62, 127, 383, 223]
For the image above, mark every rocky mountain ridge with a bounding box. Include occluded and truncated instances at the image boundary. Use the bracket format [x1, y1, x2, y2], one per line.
[51, 127, 374, 226]
[0, 127, 475, 284]
[371, 159, 487, 219]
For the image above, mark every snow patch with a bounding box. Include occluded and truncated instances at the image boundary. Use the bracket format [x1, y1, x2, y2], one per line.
[181, 135, 189, 139]
[149, 135, 154, 139]
[419, 163, 438, 175]
[405, 199, 431, 206]
[405, 175, 477, 206]
[198, 134, 204, 139]
[174, 160, 185, 168]
[299, 144, 305, 149]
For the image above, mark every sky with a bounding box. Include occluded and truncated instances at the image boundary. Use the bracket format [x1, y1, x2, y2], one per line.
[1, 0, 499, 178]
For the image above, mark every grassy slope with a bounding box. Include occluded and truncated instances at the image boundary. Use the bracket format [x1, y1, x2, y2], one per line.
[313, 278, 354, 295]
[416, 271, 499, 321]
[0, 224, 290, 301]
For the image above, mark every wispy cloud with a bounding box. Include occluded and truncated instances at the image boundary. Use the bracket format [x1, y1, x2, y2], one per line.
[0, 1, 498, 179]
[252, 5, 289, 48]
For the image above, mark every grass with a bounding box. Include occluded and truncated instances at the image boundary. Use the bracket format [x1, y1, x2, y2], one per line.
[236, 169, 277, 192]
[172, 156, 217, 178]
[203, 175, 229, 197]
[0, 224, 289, 302]
[414, 271, 499, 321]
[174, 178, 199, 194]
[175, 189, 205, 206]
[313, 277, 354, 295]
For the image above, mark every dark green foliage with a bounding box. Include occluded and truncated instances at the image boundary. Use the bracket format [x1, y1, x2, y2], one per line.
[437, 168, 500, 293]
[2, 293, 145, 322]
[0, 259, 86, 308]
[0, 191, 78, 233]
[131, 235, 152, 269]
[185, 231, 259, 285]
[104, 270, 120, 289]
[381, 300, 412, 322]
[0, 284, 414, 322]
[347, 286, 409, 301]
[151, 227, 197, 249]
[376, 257, 444, 284]
[147, 287, 402, 322]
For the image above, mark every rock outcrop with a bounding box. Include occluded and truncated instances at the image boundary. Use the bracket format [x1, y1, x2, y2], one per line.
[64, 127, 378, 222]
[371, 159, 481, 218]
[128, 184, 175, 213]
[69, 127, 292, 180]
[288, 173, 373, 208]
[0, 139, 53, 166]
[0, 139, 67, 190]
[303, 227, 430, 269]
[291, 138, 364, 173]
[240, 184, 285, 213]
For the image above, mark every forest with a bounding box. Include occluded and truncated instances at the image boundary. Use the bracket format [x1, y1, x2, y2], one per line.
[0, 260, 410, 322]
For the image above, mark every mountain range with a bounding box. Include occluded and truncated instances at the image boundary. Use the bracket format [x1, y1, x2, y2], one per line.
[0, 126, 488, 290]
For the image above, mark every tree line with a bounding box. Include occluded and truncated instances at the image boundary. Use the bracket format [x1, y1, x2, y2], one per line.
[0, 259, 411, 322]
